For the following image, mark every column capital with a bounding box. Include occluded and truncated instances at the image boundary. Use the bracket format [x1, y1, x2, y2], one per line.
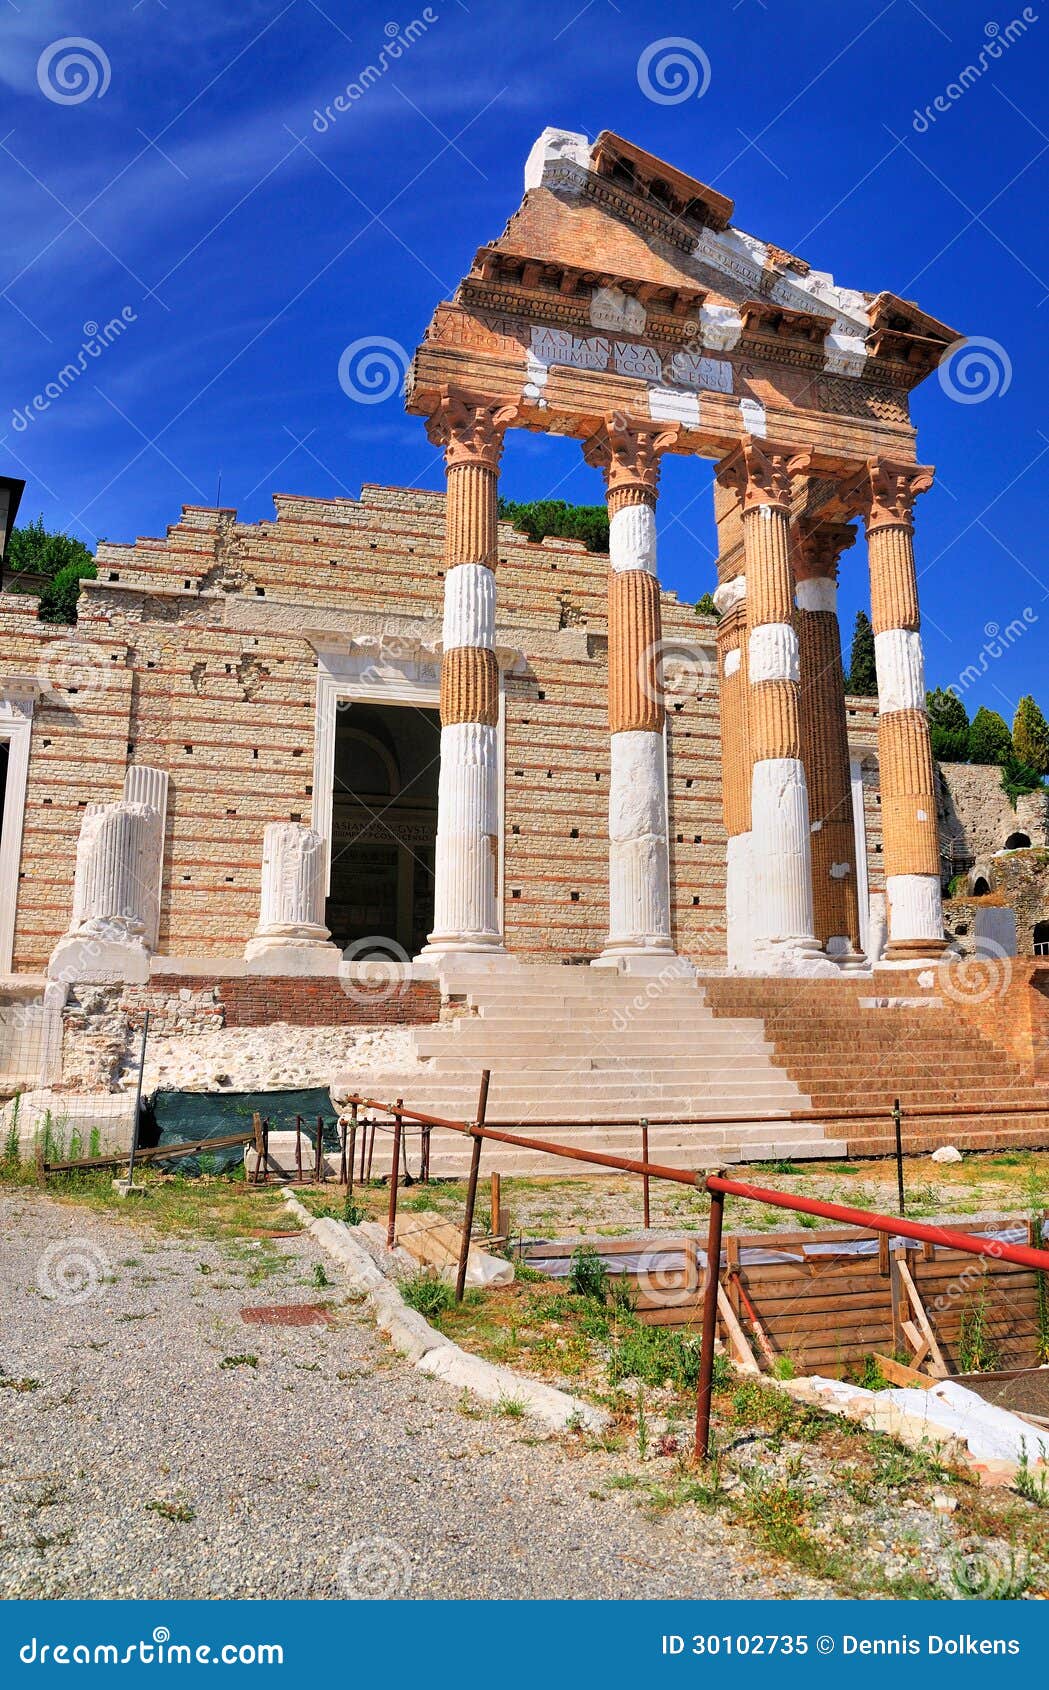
[714, 436, 811, 514]
[838, 457, 934, 533]
[794, 518, 856, 583]
[424, 388, 520, 471]
[582, 414, 678, 503]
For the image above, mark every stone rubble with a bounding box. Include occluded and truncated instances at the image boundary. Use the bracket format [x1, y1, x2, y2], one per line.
[133, 1023, 420, 1095]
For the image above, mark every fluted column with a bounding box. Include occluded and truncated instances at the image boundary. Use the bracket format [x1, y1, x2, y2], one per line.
[845, 458, 945, 964]
[583, 417, 677, 968]
[47, 800, 163, 984]
[715, 438, 832, 975]
[713, 574, 752, 970]
[794, 519, 864, 967]
[421, 392, 517, 960]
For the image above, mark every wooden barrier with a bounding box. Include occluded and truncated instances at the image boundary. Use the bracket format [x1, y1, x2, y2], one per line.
[520, 1216, 1048, 1378]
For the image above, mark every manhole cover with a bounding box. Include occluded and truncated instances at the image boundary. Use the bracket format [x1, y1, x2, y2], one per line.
[240, 1304, 335, 1327]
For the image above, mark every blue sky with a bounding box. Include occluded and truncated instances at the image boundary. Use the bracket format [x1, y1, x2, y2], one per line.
[2, 0, 1046, 719]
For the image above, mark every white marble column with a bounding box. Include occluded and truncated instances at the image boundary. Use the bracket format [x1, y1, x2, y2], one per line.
[245, 822, 339, 973]
[419, 394, 516, 964]
[48, 800, 163, 984]
[584, 419, 678, 971]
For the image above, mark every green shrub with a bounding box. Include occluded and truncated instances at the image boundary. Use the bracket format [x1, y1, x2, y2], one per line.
[400, 1272, 455, 1321]
[498, 498, 608, 553]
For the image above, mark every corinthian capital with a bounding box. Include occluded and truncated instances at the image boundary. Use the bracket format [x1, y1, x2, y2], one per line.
[794, 518, 856, 583]
[714, 436, 808, 514]
[425, 388, 520, 470]
[582, 413, 679, 501]
[838, 458, 935, 532]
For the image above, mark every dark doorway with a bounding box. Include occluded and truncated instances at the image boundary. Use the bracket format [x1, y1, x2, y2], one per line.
[326, 702, 440, 956]
[972, 876, 991, 896]
[1004, 832, 1031, 850]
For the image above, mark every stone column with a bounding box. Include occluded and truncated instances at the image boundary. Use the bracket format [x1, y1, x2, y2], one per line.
[794, 518, 864, 967]
[715, 439, 832, 975]
[713, 574, 752, 970]
[245, 822, 338, 972]
[48, 800, 163, 984]
[420, 393, 517, 962]
[584, 419, 678, 969]
[847, 458, 946, 964]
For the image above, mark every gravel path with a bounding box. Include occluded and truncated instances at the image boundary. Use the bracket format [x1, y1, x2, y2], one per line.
[0, 1190, 829, 1601]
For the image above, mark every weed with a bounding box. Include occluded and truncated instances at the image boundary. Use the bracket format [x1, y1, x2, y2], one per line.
[456, 1388, 483, 1419]
[568, 1244, 608, 1303]
[636, 1389, 649, 1460]
[493, 1395, 526, 1418]
[219, 1354, 258, 1370]
[311, 1263, 330, 1289]
[400, 1272, 455, 1322]
[958, 1287, 1001, 1373]
[343, 1200, 366, 1226]
[857, 1355, 889, 1391]
[0, 1376, 40, 1393]
[145, 1498, 196, 1524]
[1015, 1444, 1049, 1507]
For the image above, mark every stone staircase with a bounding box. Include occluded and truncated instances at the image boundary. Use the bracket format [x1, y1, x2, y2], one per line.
[331, 966, 848, 1177]
[702, 976, 1049, 1155]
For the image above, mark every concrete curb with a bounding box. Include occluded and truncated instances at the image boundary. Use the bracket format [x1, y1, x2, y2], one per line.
[284, 1192, 607, 1433]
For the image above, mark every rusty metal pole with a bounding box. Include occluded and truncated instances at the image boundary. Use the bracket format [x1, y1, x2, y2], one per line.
[641, 1119, 650, 1229]
[694, 1180, 726, 1464]
[295, 1115, 303, 1183]
[366, 1120, 376, 1181]
[339, 1119, 348, 1186]
[386, 1102, 403, 1249]
[893, 1098, 905, 1216]
[422, 1121, 431, 1183]
[314, 1116, 324, 1183]
[455, 1070, 490, 1304]
[347, 1118, 357, 1206]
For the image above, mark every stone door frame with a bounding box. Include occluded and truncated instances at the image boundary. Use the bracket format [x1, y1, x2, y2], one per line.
[311, 648, 508, 941]
[0, 683, 37, 975]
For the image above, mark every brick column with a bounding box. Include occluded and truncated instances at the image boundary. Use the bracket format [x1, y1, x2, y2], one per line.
[847, 459, 945, 964]
[794, 518, 864, 967]
[584, 419, 677, 969]
[715, 439, 832, 975]
[420, 393, 516, 961]
[712, 573, 752, 969]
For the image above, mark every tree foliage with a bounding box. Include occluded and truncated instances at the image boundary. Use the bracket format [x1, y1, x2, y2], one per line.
[968, 705, 1013, 767]
[845, 610, 876, 695]
[7, 515, 93, 581]
[1000, 753, 1045, 808]
[498, 498, 608, 553]
[1012, 694, 1049, 775]
[926, 687, 970, 762]
[695, 591, 719, 619]
[38, 560, 97, 625]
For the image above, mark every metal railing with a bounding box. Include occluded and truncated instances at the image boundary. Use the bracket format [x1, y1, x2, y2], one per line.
[338, 1082, 1049, 1464]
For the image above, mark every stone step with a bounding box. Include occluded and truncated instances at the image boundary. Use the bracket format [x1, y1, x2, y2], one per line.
[417, 1051, 779, 1073]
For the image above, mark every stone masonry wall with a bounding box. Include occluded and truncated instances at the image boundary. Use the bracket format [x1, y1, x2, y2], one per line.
[5, 486, 885, 970]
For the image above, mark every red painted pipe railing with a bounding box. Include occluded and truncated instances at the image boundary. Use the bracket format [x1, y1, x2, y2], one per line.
[706, 1173, 1049, 1273]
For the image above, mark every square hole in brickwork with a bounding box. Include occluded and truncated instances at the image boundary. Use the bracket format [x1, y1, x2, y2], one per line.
[290, 812, 302, 822]
[570, 828, 578, 839]
[570, 890, 580, 902]
[511, 888, 521, 899]
[537, 690, 545, 701]
[511, 824, 520, 835]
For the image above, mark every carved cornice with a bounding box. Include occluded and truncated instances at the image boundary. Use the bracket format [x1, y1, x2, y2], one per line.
[837, 457, 935, 532]
[581, 414, 679, 499]
[714, 437, 811, 514]
[424, 389, 521, 471]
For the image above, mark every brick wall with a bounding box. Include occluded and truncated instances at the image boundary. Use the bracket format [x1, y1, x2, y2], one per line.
[5, 485, 885, 971]
[123, 974, 441, 1029]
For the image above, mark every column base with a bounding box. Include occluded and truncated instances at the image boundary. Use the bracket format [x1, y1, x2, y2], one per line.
[48, 934, 150, 986]
[826, 936, 869, 973]
[748, 938, 839, 979]
[884, 938, 951, 964]
[244, 936, 341, 976]
[414, 936, 516, 976]
[591, 945, 693, 978]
